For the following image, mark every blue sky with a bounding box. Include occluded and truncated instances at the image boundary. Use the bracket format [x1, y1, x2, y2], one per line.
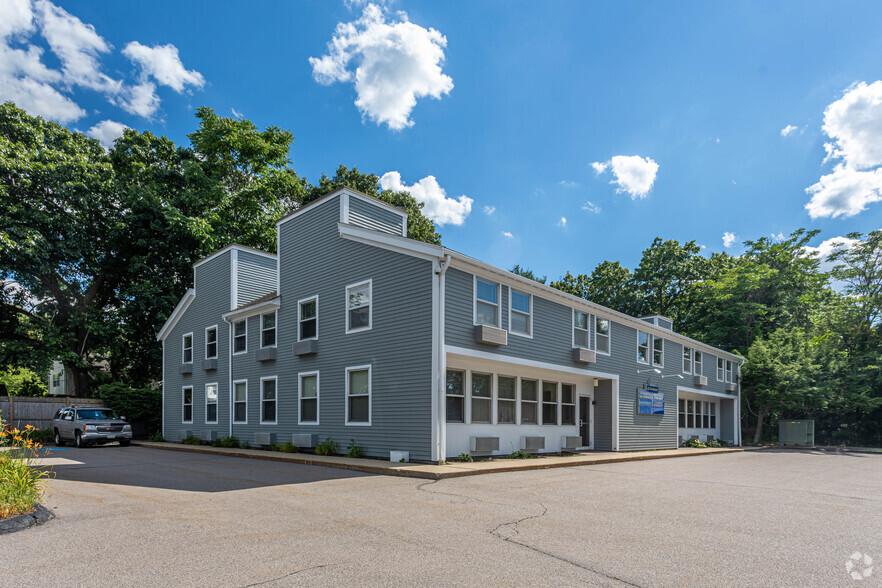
[3, 0, 882, 279]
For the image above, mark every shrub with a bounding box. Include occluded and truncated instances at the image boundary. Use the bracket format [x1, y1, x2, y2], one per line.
[0, 368, 48, 397]
[0, 423, 53, 518]
[508, 450, 532, 459]
[278, 441, 298, 453]
[682, 438, 706, 448]
[18, 428, 53, 445]
[241, 440, 250, 449]
[346, 439, 364, 458]
[182, 435, 203, 445]
[457, 452, 473, 462]
[268, 443, 280, 451]
[212, 436, 239, 448]
[315, 437, 337, 456]
[97, 382, 162, 434]
[147, 431, 165, 442]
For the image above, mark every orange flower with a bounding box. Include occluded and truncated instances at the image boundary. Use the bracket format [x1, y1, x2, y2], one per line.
[25, 424, 34, 430]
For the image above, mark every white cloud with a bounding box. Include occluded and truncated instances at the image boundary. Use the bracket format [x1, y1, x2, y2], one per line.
[559, 180, 579, 188]
[309, 3, 453, 130]
[118, 80, 160, 118]
[722, 232, 737, 248]
[482, 205, 495, 216]
[379, 171, 472, 226]
[593, 155, 659, 199]
[806, 81, 882, 218]
[780, 124, 798, 137]
[502, 231, 513, 239]
[87, 119, 127, 149]
[581, 200, 601, 214]
[558, 216, 567, 228]
[122, 41, 204, 93]
[0, 0, 35, 39]
[770, 232, 785, 241]
[231, 107, 243, 118]
[802, 235, 862, 273]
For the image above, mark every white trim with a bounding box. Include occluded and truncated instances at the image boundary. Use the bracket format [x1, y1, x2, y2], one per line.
[345, 364, 372, 426]
[473, 275, 501, 328]
[276, 221, 281, 295]
[716, 357, 725, 382]
[228, 321, 233, 437]
[232, 318, 248, 356]
[676, 385, 738, 399]
[572, 309, 590, 350]
[693, 349, 703, 376]
[259, 376, 278, 425]
[446, 345, 619, 380]
[298, 371, 320, 425]
[260, 310, 278, 349]
[277, 187, 408, 229]
[594, 315, 611, 356]
[161, 339, 166, 439]
[182, 332, 194, 364]
[349, 191, 408, 225]
[341, 192, 350, 224]
[495, 374, 518, 425]
[156, 289, 194, 341]
[652, 336, 664, 368]
[194, 244, 275, 269]
[297, 295, 319, 342]
[345, 279, 373, 334]
[230, 248, 238, 311]
[508, 288, 533, 339]
[469, 371, 493, 424]
[338, 223, 441, 262]
[205, 382, 219, 424]
[204, 324, 218, 360]
[636, 330, 649, 365]
[232, 379, 248, 425]
[182, 385, 193, 424]
[222, 297, 281, 322]
[612, 378, 620, 451]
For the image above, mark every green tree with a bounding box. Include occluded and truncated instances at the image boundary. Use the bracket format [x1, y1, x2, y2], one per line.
[511, 265, 546, 284]
[550, 262, 639, 315]
[632, 237, 705, 326]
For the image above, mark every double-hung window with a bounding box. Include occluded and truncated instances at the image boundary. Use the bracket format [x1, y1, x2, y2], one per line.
[182, 387, 193, 423]
[233, 320, 247, 354]
[182, 333, 193, 364]
[542, 381, 558, 425]
[709, 402, 716, 428]
[694, 351, 703, 375]
[346, 366, 371, 425]
[717, 357, 725, 381]
[509, 290, 531, 336]
[678, 399, 686, 427]
[497, 376, 516, 424]
[261, 311, 276, 348]
[205, 383, 218, 424]
[260, 377, 277, 424]
[686, 399, 694, 428]
[205, 326, 218, 360]
[299, 297, 318, 341]
[561, 384, 576, 425]
[446, 370, 465, 423]
[573, 311, 590, 348]
[299, 372, 319, 424]
[725, 360, 734, 383]
[637, 331, 649, 364]
[683, 346, 692, 373]
[471, 373, 491, 423]
[520, 379, 538, 424]
[652, 336, 664, 367]
[346, 281, 371, 333]
[233, 380, 247, 423]
[595, 317, 610, 354]
[475, 279, 499, 327]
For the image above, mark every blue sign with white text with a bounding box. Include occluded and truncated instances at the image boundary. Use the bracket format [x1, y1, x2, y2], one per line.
[638, 385, 664, 415]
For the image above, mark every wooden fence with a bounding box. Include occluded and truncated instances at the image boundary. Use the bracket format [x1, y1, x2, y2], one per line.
[0, 396, 104, 431]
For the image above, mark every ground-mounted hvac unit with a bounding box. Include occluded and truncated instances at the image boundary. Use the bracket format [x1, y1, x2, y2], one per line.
[292, 433, 315, 448]
[253, 432, 275, 446]
[560, 436, 581, 450]
[779, 420, 814, 447]
[199, 430, 218, 442]
[520, 436, 545, 451]
[470, 436, 500, 453]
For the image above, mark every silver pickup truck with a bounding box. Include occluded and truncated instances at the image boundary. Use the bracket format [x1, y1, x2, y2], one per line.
[53, 407, 132, 448]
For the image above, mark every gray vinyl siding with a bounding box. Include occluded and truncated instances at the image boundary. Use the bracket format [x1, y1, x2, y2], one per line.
[593, 379, 614, 450]
[226, 194, 435, 460]
[162, 252, 231, 442]
[348, 196, 405, 236]
[237, 251, 277, 307]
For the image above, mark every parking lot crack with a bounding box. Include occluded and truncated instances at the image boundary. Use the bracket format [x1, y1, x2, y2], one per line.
[240, 563, 334, 587]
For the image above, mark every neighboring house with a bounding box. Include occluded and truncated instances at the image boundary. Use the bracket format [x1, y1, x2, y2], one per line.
[47, 361, 73, 396]
[157, 187, 743, 462]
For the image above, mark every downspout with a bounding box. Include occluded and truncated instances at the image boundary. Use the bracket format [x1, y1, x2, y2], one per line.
[737, 358, 746, 446]
[225, 317, 233, 438]
[435, 254, 452, 462]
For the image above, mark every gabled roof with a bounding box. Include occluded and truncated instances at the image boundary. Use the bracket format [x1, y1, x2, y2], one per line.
[193, 243, 276, 269]
[156, 288, 195, 342]
[222, 291, 280, 321]
[276, 185, 408, 228]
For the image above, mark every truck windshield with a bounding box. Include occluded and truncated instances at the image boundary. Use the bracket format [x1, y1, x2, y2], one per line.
[76, 409, 120, 420]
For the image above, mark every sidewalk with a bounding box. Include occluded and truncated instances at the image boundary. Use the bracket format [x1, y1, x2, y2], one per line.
[133, 441, 756, 480]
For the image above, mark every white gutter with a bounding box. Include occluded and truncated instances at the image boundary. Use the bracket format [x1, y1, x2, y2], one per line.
[227, 319, 233, 438]
[435, 254, 452, 462]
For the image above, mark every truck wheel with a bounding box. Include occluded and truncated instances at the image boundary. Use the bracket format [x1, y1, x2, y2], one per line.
[75, 431, 84, 448]
[54, 430, 65, 447]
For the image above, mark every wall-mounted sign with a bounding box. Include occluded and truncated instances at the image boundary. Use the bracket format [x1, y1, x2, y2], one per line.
[638, 385, 665, 415]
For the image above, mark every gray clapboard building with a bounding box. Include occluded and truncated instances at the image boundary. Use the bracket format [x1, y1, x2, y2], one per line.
[158, 187, 743, 462]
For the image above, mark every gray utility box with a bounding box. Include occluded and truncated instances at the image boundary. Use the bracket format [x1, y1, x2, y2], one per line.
[202, 359, 218, 371]
[572, 348, 596, 364]
[292, 433, 315, 448]
[178, 364, 193, 375]
[474, 325, 507, 346]
[779, 420, 815, 447]
[520, 436, 545, 451]
[560, 436, 581, 450]
[293, 340, 318, 356]
[253, 432, 276, 446]
[255, 348, 277, 362]
[470, 436, 499, 453]
[693, 375, 707, 387]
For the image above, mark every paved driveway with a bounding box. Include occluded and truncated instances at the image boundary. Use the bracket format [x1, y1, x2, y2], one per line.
[3, 447, 880, 587]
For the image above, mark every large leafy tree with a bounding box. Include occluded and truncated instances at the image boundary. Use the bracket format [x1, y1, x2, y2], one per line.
[632, 237, 705, 326]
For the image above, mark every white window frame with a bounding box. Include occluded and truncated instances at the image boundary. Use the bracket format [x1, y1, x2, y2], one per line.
[717, 357, 725, 382]
[260, 376, 278, 425]
[652, 336, 664, 368]
[182, 386, 193, 424]
[694, 350, 703, 376]
[446, 369, 466, 424]
[473, 276, 501, 328]
[470, 372, 493, 424]
[205, 325, 218, 360]
[520, 378, 539, 425]
[508, 289, 533, 338]
[541, 381, 558, 426]
[232, 319, 247, 356]
[683, 346, 693, 374]
[725, 360, 734, 383]
[205, 382, 218, 424]
[345, 280, 373, 334]
[182, 332, 193, 364]
[594, 316, 611, 355]
[298, 295, 319, 342]
[260, 311, 277, 349]
[298, 371, 320, 425]
[572, 310, 590, 349]
[345, 364, 372, 426]
[496, 374, 517, 424]
[637, 331, 649, 364]
[232, 379, 248, 424]
[560, 383, 576, 426]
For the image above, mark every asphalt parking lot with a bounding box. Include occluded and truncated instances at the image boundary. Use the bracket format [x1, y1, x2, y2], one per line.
[3, 447, 879, 587]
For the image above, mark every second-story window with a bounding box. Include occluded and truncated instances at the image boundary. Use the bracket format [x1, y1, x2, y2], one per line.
[717, 357, 725, 381]
[595, 317, 610, 354]
[299, 297, 318, 340]
[683, 346, 692, 373]
[725, 360, 734, 383]
[475, 279, 499, 327]
[346, 281, 372, 333]
[694, 350, 703, 375]
[233, 320, 247, 354]
[573, 311, 590, 348]
[182, 333, 193, 364]
[653, 336, 664, 367]
[510, 290, 531, 336]
[205, 326, 217, 360]
[261, 311, 276, 348]
[637, 331, 649, 364]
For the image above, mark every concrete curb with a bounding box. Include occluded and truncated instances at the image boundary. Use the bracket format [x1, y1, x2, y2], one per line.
[133, 441, 762, 480]
[0, 504, 54, 535]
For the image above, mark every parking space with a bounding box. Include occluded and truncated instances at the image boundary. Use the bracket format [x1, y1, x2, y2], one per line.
[3, 447, 879, 586]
